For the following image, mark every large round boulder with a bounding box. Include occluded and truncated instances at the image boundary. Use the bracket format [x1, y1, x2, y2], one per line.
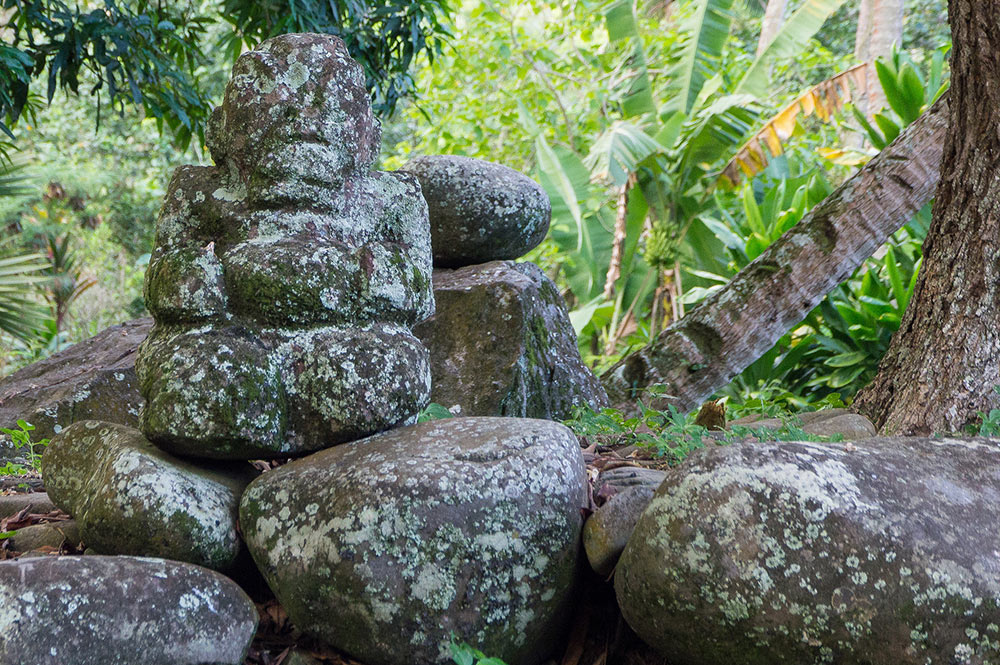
[0, 555, 257, 665]
[399, 156, 550, 268]
[616, 437, 1000, 665]
[240, 417, 587, 665]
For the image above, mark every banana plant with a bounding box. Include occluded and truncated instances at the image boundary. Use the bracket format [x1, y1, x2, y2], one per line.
[534, 0, 847, 360]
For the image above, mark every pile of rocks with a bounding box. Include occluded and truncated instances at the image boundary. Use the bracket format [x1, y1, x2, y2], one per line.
[2, 34, 587, 665]
[401, 156, 607, 420]
[0, 132, 606, 462]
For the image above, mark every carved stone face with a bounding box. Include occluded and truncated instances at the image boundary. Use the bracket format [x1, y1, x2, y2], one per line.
[207, 34, 381, 203]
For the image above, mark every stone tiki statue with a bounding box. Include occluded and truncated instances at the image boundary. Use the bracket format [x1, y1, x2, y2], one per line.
[136, 34, 434, 459]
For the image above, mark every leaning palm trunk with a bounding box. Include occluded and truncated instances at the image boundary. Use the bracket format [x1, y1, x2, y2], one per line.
[602, 94, 949, 412]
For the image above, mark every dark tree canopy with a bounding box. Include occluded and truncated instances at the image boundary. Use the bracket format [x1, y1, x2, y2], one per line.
[0, 0, 449, 150]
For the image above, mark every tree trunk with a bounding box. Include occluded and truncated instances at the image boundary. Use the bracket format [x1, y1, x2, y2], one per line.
[756, 0, 788, 57]
[601, 95, 949, 412]
[868, 0, 904, 61]
[853, 0, 1000, 435]
[855, 0, 903, 115]
[854, 0, 874, 62]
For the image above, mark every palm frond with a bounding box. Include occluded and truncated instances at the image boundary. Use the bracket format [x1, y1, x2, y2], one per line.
[722, 63, 869, 186]
[604, 0, 658, 118]
[585, 121, 666, 186]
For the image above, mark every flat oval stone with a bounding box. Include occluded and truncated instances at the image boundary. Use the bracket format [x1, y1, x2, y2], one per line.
[0, 555, 257, 665]
[400, 156, 551, 268]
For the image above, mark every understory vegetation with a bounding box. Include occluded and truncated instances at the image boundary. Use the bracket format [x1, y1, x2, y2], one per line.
[0, 0, 952, 418]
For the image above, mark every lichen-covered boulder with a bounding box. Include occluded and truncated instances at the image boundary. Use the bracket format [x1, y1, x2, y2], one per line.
[414, 261, 607, 419]
[616, 437, 1000, 665]
[399, 156, 550, 268]
[137, 34, 434, 459]
[240, 417, 587, 665]
[0, 317, 150, 455]
[44, 421, 256, 570]
[0, 555, 257, 665]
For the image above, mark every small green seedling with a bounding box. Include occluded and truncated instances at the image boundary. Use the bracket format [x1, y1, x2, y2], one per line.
[418, 402, 456, 423]
[0, 419, 49, 476]
[449, 634, 507, 665]
[973, 387, 1000, 436]
[564, 400, 844, 465]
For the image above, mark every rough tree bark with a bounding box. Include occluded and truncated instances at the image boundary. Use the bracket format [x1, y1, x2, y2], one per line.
[756, 0, 788, 57]
[853, 0, 1000, 435]
[602, 94, 949, 412]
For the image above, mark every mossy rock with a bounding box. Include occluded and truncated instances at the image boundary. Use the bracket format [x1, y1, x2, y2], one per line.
[137, 325, 287, 459]
[240, 417, 586, 665]
[222, 236, 432, 327]
[0, 555, 257, 664]
[0, 318, 151, 451]
[45, 421, 257, 570]
[414, 261, 607, 419]
[616, 436, 1000, 664]
[399, 155, 551, 268]
[209, 34, 379, 205]
[145, 244, 229, 324]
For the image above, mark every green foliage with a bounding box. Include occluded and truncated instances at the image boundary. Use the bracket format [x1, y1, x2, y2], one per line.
[734, 0, 849, 99]
[566, 400, 713, 464]
[417, 402, 455, 422]
[681, 46, 950, 406]
[0, 238, 47, 343]
[385, 1, 614, 173]
[973, 387, 1000, 437]
[563, 395, 843, 463]
[449, 634, 507, 665]
[0, 163, 48, 343]
[851, 45, 949, 149]
[0, 419, 49, 476]
[2, 0, 215, 150]
[689, 152, 927, 404]
[1, 0, 450, 153]
[41, 232, 97, 341]
[530, 0, 850, 365]
[219, 0, 451, 117]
